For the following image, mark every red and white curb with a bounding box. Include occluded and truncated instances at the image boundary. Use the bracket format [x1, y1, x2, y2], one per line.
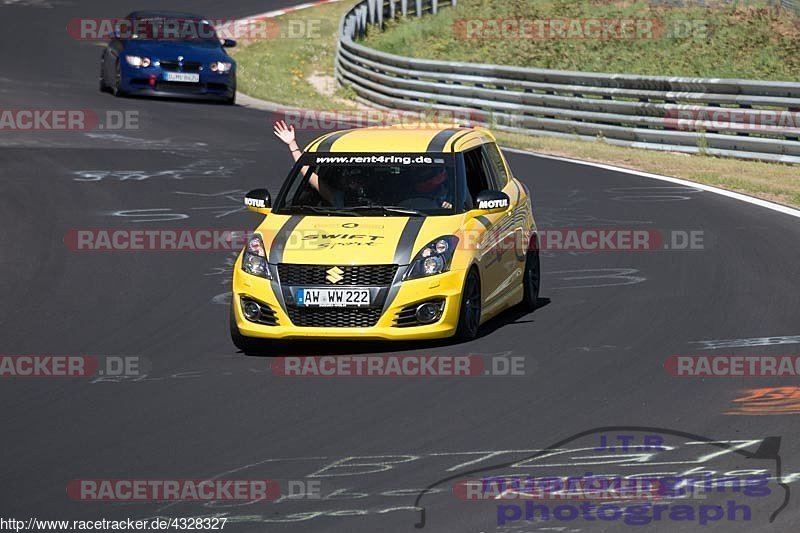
[217, 0, 344, 34]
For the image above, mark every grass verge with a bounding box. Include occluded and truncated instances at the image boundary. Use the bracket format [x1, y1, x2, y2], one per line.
[229, 0, 357, 110]
[231, 0, 800, 208]
[363, 0, 800, 80]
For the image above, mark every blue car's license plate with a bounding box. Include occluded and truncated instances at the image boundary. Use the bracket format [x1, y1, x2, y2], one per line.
[164, 72, 200, 83]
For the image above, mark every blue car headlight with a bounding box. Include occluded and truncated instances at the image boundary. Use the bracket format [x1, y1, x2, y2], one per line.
[404, 236, 459, 280]
[210, 61, 232, 73]
[125, 55, 151, 68]
[241, 234, 272, 279]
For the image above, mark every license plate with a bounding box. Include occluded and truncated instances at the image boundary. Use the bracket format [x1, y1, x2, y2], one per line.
[164, 72, 200, 83]
[296, 288, 371, 307]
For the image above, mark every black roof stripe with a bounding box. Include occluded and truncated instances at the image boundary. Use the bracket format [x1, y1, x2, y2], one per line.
[426, 128, 462, 152]
[316, 130, 352, 152]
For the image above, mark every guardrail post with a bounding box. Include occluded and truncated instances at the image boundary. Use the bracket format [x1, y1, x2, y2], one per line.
[401, 0, 408, 17]
[432, 0, 438, 14]
[356, 4, 368, 38]
[416, 0, 422, 17]
[368, 0, 377, 25]
[389, 0, 395, 20]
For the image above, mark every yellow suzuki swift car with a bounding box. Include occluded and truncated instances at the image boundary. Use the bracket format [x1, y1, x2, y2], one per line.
[230, 124, 539, 350]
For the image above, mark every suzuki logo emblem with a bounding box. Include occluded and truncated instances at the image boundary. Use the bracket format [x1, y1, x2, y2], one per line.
[326, 266, 344, 284]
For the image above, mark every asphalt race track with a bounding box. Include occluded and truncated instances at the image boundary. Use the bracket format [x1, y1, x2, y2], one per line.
[1, 1, 800, 532]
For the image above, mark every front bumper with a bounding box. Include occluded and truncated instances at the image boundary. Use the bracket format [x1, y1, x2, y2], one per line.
[232, 258, 467, 341]
[121, 64, 235, 100]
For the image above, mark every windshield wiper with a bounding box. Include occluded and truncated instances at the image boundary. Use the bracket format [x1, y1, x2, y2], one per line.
[350, 205, 425, 217]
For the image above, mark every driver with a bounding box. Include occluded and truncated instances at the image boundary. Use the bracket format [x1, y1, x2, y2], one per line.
[274, 120, 340, 205]
[274, 120, 452, 209]
[413, 168, 453, 209]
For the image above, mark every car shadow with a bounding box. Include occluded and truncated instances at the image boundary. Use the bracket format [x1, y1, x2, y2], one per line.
[108, 93, 234, 106]
[239, 297, 551, 357]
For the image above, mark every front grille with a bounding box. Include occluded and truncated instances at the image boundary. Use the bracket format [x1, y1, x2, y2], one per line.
[286, 307, 383, 328]
[155, 81, 203, 93]
[159, 60, 202, 72]
[278, 264, 397, 286]
[394, 304, 420, 327]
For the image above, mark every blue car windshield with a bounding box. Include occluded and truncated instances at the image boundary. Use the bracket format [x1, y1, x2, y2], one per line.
[125, 18, 220, 43]
[274, 153, 458, 216]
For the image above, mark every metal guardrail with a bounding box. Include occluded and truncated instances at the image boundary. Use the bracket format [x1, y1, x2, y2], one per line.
[783, 0, 800, 15]
[335, 0, 800, 164]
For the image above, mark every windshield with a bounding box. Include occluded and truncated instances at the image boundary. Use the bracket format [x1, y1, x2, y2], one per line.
[274, 153, 458, 216]
[123, 18, 220, 43]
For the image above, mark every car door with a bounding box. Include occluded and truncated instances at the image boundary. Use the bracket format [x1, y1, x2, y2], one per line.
[462, 146, 507, 313]
[482, 142, 527, 298]
[104, 20, 126, 82]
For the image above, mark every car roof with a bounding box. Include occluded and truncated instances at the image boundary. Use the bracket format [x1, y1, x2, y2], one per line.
[304, 124, 496, 153]
[125, 11, 205, 21]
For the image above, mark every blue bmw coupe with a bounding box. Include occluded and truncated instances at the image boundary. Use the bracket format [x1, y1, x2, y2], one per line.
[99, 11, 237, 104]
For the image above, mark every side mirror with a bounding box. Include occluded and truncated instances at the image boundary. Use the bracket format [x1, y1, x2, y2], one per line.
[244, 189, 271, 215]
[474, 190, 510, 214]
[222, 38, 237, 48]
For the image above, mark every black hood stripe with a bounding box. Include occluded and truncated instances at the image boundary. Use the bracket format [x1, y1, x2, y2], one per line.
[270, 215, 303, 264]
[268, 215, 303, 314]
[393, 217, 425, 265]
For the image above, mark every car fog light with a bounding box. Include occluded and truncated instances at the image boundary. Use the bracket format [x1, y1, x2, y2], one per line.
[243, 300, 261, 321]
[416, 302, 442, 324]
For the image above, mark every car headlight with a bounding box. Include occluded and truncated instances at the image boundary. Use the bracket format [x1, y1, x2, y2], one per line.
[241, 234, 272, 279]
[404, 236, 459, 280]
[125, 55, 151, 68]
[210, 61, 232, 73]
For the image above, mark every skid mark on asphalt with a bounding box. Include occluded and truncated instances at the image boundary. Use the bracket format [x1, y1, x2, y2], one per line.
[691, 335, 800, 350]
[547, 268, 646, 289]
[605, 185, 704, 202]
[83, 133, 208, 150]
[73, 159, 239, 182]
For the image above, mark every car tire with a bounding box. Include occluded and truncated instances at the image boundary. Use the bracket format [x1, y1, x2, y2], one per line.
[99, 57, 109, 93]
[229, 299, 262, 354]
[454, 268, 481, 341]
[224, 92, 236, 105]
[520, 248, 540, 312]
[111, 59, 126, 97]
